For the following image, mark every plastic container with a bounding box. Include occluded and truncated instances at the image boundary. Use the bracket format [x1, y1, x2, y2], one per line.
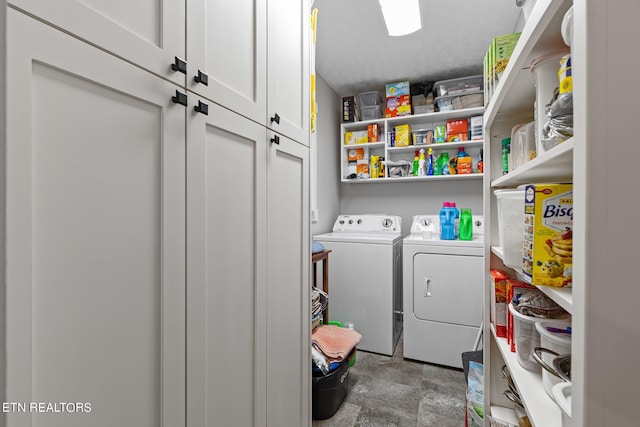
[509, 303, 542, 372]
[358, 91, 383, 107]
[434, 75, 483, 97]
[412, 129, 431, 145]
[511, 122, 536, 170]
[552, 382, 572, 427]
[360, 105, 383, 121]
[530, 49, 570, 154]
[534, 320, 572, 399]
[494, 189, 525, 270]
[501, 138, 510, 175]
[312, 349, 353, 420]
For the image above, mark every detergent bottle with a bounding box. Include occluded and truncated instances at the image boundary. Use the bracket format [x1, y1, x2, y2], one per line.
[427, 147, 434, 176]
[439, 202, 455, 240]
[450, 202, 460, 238]
[439, 152, 451, 175]
[412, 150, 419, 176]
[460, 208, 473, 240]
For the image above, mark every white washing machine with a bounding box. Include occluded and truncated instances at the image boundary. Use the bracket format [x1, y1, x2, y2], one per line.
[313, 214, 403, 356]
[403, 214, 484, 368]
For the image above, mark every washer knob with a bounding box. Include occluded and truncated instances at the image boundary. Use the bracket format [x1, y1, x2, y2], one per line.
[382, 218, 393, 228]
[339, 220, 345, 225]
[357, 219, 363, 225]
[348, 220, 353, 224]
[422, 218, 432, 226]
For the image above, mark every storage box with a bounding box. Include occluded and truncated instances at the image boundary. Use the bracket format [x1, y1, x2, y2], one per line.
[347, 147, 367, 161]
[470, 116, 483, 141]
[348, 130, 368, 144]
[385, 95, 411, 117]
[342, 96, 357, 122]
[356, 159, 369, 179]
[446, 119, 468, 136]
[394, 124, 411, 146]
[523, 184, 573, 287]
[434, 75, 483, 97]
[490, 270, 510, 338]
[358, 91, 383, 107]
[367, 123, 379, 142]
[385, 81, 410, 97]
[360, 104, 383, 121]
[312, 349, 354, 420]
[412, 128, 433, 145]
[494, 189, 525, 270]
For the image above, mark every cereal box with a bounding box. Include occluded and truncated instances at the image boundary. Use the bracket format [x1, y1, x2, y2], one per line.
[490, 270, 510, 338]
[523, 184, 573, 287]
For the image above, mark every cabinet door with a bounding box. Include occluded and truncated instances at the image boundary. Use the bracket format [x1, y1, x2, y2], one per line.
[266, 133, 310, 426]
[267, 0, 310, 145]
[187, 0, 267, 126]
[8, 0, 186, 85]
[6, 9, 185, 427]
[186, 99, 268, 427]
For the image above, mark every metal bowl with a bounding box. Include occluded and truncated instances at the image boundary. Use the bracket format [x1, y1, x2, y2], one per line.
[552, 353, 571, 382]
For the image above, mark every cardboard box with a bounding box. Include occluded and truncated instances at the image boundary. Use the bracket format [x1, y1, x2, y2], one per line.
[523, 183, 573, 287]
[434, 125, 446, 143]
[385, 81, 410, 97]
[352, 130, 368, 144]
[446, 119, 468, 136]
[385, 95, 411, 118]
[347, 147, 367, 161]
[342, 96, 357, 122]
[491, 33, 521, 89]
[394, 124, 411, 147]
[490, 270, 510, 338]
[470, 116, 483, 141]
[447, 133, 469, 143]
[368, 123, 379, 142]
[356, 159, 369, 178]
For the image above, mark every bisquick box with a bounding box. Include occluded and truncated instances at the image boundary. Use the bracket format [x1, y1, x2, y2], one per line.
[523, 183, 573, 288]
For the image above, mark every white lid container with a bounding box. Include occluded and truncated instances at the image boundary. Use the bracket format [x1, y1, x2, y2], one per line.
[494, 189, 525, 270]
[534, 320, 572, 399]
[552, 382, 572, 427]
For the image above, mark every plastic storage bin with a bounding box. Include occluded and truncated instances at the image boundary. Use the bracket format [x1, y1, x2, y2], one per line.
[509, 303, 542, 372]
[360, 105, 383, 121]
[552, 382, 572, 427]
[510, 122, 536, 171]
[534, 320, 572, 399]
[494, 189, 525, 270]
[312, 349, 354, 420]
[358, 91, 383, 107]
[434, 75, 483, 97]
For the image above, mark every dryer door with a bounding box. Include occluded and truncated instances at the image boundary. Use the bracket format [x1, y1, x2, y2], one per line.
[413, 253, 482, 326]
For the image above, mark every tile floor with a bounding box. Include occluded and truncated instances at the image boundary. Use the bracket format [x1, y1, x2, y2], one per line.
[312, 334, 468, 427]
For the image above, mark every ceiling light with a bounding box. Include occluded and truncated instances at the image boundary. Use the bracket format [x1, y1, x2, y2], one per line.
[379, 0, 422, 36]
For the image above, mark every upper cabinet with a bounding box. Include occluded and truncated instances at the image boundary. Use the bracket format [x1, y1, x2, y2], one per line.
[267, 0, 310, 145]
[7, 0, 187, 86]
[186, 0, 267, 126]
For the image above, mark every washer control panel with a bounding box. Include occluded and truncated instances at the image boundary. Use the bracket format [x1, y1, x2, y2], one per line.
[333, 215, 402, 233]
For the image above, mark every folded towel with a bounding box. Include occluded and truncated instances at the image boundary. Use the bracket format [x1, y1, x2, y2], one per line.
[312, 325, 362, 362]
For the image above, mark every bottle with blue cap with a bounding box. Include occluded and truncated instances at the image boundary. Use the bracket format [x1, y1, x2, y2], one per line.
[439, 202, 455, 240]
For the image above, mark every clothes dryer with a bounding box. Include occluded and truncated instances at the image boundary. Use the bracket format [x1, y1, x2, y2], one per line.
[313, 215, 402, 356]
[403, 214, 484, 368]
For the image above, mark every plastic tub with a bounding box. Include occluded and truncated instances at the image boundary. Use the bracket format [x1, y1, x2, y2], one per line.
[511, 122, 536, 170]
[530, 49, 570, 154]
[358, 91, 383, 107]
[494, 189, 525, 270]
[360, 105, 383, 121]
[433, 75, 483, 97]
[533, 320, 572, 399]
[509, 303, 542, 372]
[552, 382, 572, 427]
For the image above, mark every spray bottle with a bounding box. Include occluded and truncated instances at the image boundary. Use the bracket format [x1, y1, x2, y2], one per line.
[412, 150, 419, 176]
[427, 147, 434, 176]
[418, 149, 426, 176]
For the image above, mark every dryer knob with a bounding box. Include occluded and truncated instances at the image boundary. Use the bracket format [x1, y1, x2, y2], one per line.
[382, 218, 393, 228]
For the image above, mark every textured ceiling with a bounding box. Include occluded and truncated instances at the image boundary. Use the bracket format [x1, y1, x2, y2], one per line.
[314, 0, 525, 97]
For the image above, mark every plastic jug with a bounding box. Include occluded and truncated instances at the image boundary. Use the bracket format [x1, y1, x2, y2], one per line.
[439, 202, 455, 240]
[460, 208, 473, 240]
[451, 202, 460, 238]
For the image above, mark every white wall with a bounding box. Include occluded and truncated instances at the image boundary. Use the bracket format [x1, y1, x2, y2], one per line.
[1, 2, 7, 426]
[311, 75, 341, 235]
[340, 180, 483, 236]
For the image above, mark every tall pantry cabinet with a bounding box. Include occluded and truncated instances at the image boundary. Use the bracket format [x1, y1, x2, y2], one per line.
[4, 1, 311, 427]
[483, 0, 639, 426]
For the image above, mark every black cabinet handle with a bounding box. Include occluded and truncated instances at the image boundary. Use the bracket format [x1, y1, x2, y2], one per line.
[171, 56, 187, 74]
[270, 135, 280, 145]
[194, 70, 209, 86]
[171, 90, 187, 106]
[194, 100, 209, 115]
[270, 113, 280, 125]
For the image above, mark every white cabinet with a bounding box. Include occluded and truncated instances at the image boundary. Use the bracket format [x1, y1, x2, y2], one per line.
[7, 0, 186, 85]
[186, 101, 268, 427]
[267, 0, 310, 145]
[5, 9, 186, 426]
[186, 0, 267, 125]
[266, 132, 311, 426]
[341, 108, 485, 182]
[483, 0, 640, 426]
